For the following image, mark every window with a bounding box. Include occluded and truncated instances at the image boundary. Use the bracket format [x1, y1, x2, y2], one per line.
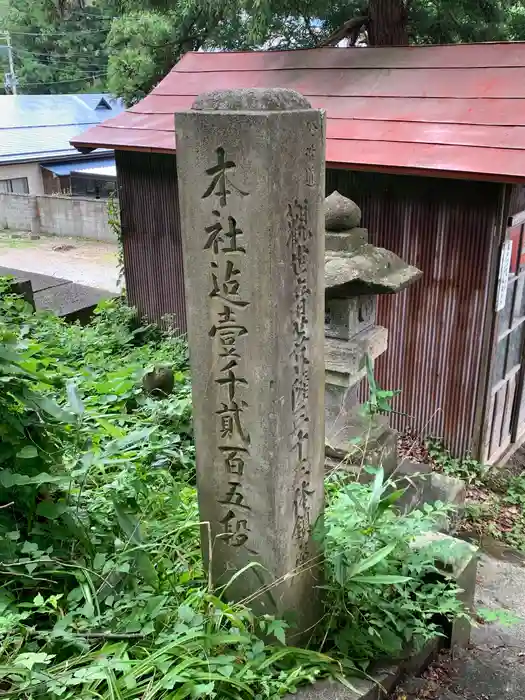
[71, 176, 116, 199]
[0, 177, 29, 194]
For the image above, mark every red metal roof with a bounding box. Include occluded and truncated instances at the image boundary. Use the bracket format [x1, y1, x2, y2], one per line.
[72, 43, 525, 182]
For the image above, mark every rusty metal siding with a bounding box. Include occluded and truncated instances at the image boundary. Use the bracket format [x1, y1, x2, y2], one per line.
[509, 185, 525, 217]
[116, 150, 187, 332]
[327, 169, 499, 456]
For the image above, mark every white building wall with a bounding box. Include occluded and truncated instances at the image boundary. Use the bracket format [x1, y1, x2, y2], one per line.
[0, 162, 45, 195]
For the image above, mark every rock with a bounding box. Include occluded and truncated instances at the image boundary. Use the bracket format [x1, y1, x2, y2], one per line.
[192, 87, 311, 111]
[52, 244, 75, 252]
[142, 366, 175, 397]
[325, 191, 361, 231]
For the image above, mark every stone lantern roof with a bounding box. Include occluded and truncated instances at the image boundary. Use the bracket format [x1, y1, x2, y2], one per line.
[324, 191, 422, 297]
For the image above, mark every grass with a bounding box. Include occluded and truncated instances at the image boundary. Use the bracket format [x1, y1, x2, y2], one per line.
[0, 232, 35, 249]
[0, 283, 470, 698]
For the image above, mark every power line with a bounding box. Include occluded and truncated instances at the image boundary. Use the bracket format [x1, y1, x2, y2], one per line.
[9, 26, 111, 37]
[13, 48, 107, 58]
[21, 71, 107, 87]
[12, 51, 108, 71]
[17, 63, 108, 75]
[66, 13, 116, 21]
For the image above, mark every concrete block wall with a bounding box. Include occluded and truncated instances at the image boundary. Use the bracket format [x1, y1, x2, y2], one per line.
[0, 193, 118, 243]
[38, 196, 116, 241]
[0, 193, 37, 231]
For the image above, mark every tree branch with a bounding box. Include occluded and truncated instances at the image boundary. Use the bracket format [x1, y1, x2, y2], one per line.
[302, 15, 318, 43]
[317, 15, 369, 47]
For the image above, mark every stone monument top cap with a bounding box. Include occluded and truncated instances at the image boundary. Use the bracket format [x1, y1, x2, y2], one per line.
[192, 88, 312, 112]
[325, 246, 423, 298]
[325, 191, 362, 231]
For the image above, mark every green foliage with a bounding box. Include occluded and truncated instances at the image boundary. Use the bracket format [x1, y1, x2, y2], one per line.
[3, 0, 525, 101]
[463, 471, 525, 552]
[362, 353, 400, 416]
[0, 281, 470, 696]
[477, 607, 522, 625]
[0, 281, 339, 698]
[106, 0, 525, 104]
[107, 191, 124, 285]
[1, 0, 117, 94]
[409, 0, 524, 44]
[426, 438, 489, 486]
[427, 439, 525, 553]
[319, 467, 466, 666]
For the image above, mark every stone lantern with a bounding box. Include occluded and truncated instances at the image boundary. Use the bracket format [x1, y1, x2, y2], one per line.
[324, 191, 422, 474]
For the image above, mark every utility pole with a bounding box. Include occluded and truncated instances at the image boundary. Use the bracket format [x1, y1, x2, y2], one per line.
[6, 32, 17, 95]
[2, 32, 17, 95]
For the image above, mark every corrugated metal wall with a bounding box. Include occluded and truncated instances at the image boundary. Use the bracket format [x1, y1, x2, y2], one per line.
[327, 169, 500, 456]
[116, 151, 187, 333]
[117, 149, 501, 456]
[509, 185, 525, 218]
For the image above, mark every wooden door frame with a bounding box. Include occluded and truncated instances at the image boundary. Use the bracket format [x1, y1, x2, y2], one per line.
[474, 184, 510, 462]
[510, 210, 525, 445]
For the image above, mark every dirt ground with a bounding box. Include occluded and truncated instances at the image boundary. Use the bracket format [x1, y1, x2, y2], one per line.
[0, 232, 120, 292]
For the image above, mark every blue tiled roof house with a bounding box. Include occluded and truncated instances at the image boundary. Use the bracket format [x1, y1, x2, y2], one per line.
[0, 93, 123, 195]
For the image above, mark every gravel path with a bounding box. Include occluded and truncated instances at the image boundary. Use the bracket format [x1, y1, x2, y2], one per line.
[0, 232, 120, 292]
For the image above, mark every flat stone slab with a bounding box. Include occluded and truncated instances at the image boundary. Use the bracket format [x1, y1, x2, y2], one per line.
[291, 639, 440, 699]
[35, 282, 115, 319]
[0, 266, 115, 320]
[448, 650, 525, 700]
[0, 265, 68, 292]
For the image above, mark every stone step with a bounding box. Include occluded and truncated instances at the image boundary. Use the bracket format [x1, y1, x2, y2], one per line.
[446, 648, 525, 699]
[398, 645, 525, 700]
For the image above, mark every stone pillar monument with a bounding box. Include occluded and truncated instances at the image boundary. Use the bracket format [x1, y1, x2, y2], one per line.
[175, 89, 325, 634]
[323, 192, 422, 474]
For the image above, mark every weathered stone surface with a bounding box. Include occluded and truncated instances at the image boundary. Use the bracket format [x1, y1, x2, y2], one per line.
[289, 635, 439, 700]
[325, 328, 388, 387]
[325, 296, 377, 340]
[175, 89, 325, 636]
[192, 87, 311, 111]
[392, 460, 466, 530]
[0, 265, 114, 322]
[0, 266, 66, 292]
[412, 532, 478, 649]
[290, 668, 399, 700]
[325, 246, 423, 298]
[35, 282, 115, 322]
[6, 277, 35, 308]
[325, 410, 399, 476]
[325, 191, 361, 231]
[326, 228, 368, 252]
[444, 648, 525, 700]
[142, 366, 175, 397]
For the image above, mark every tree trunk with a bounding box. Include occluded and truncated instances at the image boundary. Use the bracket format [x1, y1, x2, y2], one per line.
[368, 0, 409, 45]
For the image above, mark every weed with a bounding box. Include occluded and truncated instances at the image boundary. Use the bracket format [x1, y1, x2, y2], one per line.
[318, 468, 466, 667]
[427, 439, 525, 552]
[107, 191, 124, 286]
[0, 281, 470, 697]
[362, 354, 400, 417]
[426, 439, 489, 486]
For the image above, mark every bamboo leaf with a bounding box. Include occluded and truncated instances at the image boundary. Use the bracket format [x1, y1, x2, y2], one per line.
[348, 543, 396, 577]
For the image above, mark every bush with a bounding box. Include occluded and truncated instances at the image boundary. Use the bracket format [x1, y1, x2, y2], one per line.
[319, 468, 467, 667]
[0, 281, 468, 697]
